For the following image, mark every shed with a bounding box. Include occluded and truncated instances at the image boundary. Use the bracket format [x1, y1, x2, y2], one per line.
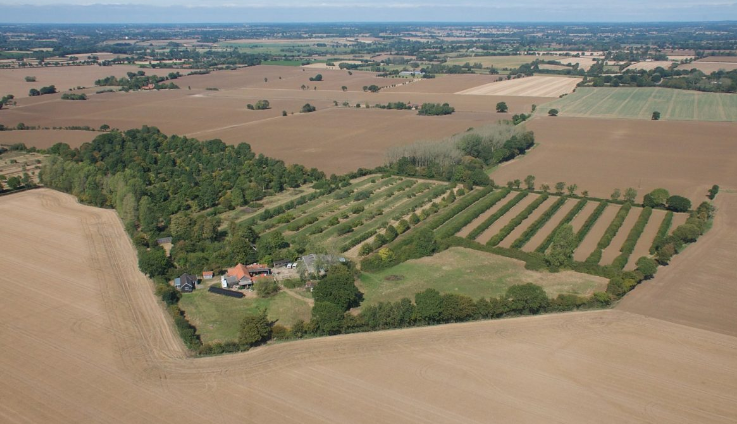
[202, 271, 214, 280]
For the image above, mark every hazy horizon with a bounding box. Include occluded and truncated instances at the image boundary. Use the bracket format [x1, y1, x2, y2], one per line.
[0, 1, 736, 24]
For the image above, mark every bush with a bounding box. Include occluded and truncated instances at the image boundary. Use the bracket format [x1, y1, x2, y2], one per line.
[635, 256, 658, 279]
[535, 199, 587, 253]
[673, 224, 701, 243]
[255, 278, 280, 298]
[611, 207, 652, 270]
[511, 196, 567, 249]
[467, 191, 528, 240]
[650, 211, 673, 254]
[666, 195, 691, 212]
[435, 188, 509, 239]
[301, 103, 317, 113]
[548, 108, 559, 116]
[488, 194, 549, 246]
[708, 185, 719, 200]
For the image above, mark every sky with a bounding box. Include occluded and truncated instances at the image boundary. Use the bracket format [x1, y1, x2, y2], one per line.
[0, 0, 736, 23]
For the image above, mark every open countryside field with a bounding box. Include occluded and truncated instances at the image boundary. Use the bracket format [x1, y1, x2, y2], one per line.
[0, 64, 141, 98]
[1, 189, 736, 423]
[678, 61, 737, 73]
[623, 61, 676, 71]
[0, 129, 97, 149]
[492, 117, 737, 202]
[445, 54, 598, 71]
[540, 87, 737, 121]
[456, 75, 581, 97]
[359, 247, 606, 305]
[0, 65, 549, 174]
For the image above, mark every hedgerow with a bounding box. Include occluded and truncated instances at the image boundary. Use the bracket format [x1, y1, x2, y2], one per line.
[466, 191, 528, 240]
[650, 211, 673, 254]
[511, 196, 567, 249]
[585, 202, 632, 263]
[435, 188, 510, 239]
[575, 201, 608, 246]
[425, 186, 494, 232]
[535, 198, 587, 253]
[611, 207, 652, 270]
[487, 194, 549, 246]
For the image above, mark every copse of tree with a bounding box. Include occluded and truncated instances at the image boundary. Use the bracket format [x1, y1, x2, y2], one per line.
[312, 265, 361, 311]
[254, 100, 270, 110]
[309, 74, 323, 82]
[238, 310, 272, 348]
[548, 108, 559, 116]
[708, 184, 719, 200]
[417, 102, 454, 116]
[301, 103, 316, 113]
[61, 93, 87, 100]
[496, 101, 508, 113]
[643, 188, 669, 208]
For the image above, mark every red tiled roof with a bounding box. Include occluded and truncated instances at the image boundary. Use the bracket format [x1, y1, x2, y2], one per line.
[226, 263, 249, 280]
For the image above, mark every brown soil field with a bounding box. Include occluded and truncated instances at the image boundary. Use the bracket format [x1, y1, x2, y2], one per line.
[177, 108, 501, 174]
[573, 204, 622, 262]
[497, 196, 556, 248]
[521, 198, 577, 252]
[492, 117, 737, 203]
[696, 56, 737, 63]
[624, 209, 668, 271]
[0, 64, 140, 98]
[455, 190, 513, 238]
[456, 76, 582, 97]
[599, 207, 640, 265]
[475, 193, 539, 244]
[618, 193, 737, 337]
[0, 129, 98, 149]
[2, 189, 737, 423]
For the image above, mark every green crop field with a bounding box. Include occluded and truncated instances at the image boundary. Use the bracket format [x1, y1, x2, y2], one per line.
[541, 87, 737, 121]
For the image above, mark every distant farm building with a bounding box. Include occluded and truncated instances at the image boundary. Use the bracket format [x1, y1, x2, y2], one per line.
[202, 271, 214, 280]
[220, 263, 272, 289]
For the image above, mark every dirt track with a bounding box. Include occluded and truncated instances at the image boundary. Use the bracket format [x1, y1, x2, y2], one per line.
[1, 189, 736, 423]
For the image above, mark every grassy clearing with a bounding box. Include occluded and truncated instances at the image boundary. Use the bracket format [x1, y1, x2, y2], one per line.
[540, 87, 737, 121]
[358, 247, 605, 305]
[179, 283, 311, 343]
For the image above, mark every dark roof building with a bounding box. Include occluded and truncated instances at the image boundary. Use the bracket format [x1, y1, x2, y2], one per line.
[174, 273, 197, 292]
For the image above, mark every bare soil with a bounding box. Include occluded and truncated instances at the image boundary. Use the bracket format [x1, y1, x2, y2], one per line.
[0, 129, 98, 149]
[456, 76, 582, 97]
[624, 209, 667, 270]
[455, 190, 513, 238]
[573, 204, 622, 262]
[498, 196, 556, 248]
[599, 207, 640, 265]
[521, 198, 576, 252]
[493, 117, 737, 203]
[475, 193, 539, 244]
[1, 189, 736, 423]
[0, 64, 141, 98]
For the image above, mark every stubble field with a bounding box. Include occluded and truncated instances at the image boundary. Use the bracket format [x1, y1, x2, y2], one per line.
[456, 76, 582, 97]
[1, 189, 736, 423]
[492, 116, 737, 202]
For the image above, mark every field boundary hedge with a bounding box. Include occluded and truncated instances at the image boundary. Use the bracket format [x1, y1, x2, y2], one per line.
[435, 188, 510, 239]
[650, 211, 674, 254]
[585, 202, 632, 264]
[511, 196, 567, 249]
[611, 207, 652, 270]
[535, 198, 587, 253]
[487, 194, 549, 246]
[575, 201, 608, 246]
[466, 191, 528, 240]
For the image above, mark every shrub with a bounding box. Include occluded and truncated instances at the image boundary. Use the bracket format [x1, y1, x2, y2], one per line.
[511, 196, 567, 249]
[548, 108, 559, 116]
[467, 191, 528, 240]
[650, 211, 673, 254]
[535, 199, 587, 253]
[435, 188, 509, 239]
[301, 103, 317, 113]
[666, 195, 691, 212]
[673, 224, 701, 243]
[635, 256, 658, 279]
[708, 185, 719, 200]
[255, 278, 280, 298]
[488, 194, 549, 246]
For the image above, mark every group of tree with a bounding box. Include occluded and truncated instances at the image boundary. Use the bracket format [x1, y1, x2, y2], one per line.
[246, 100, 270, 110]
[95, 71, 180, 91]
[28, 85, 57, 96]
[582, 67, 737, 93]
[61, 93, 87, 101]
[417, 103, 454, 116]
[308, 74, 323, 82]
[40, 126, 327, 278]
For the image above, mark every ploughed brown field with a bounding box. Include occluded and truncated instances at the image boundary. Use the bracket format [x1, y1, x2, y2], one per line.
[492, 116, 737, 202]
[1, 188, 736, 423]
[0, 129, 97, 149]
[0, 65, 547, 173]
[0, 64, 141, 98]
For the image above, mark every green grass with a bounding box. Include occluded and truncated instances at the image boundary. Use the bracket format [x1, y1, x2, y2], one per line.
[179, 284, 311, 343]
[540, 87, 737, 121]
[359, 247, 605, 305]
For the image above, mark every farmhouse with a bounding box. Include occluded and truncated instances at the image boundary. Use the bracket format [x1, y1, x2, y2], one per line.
[220, 263, 272, 289]
[174, 273, 197, 292]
